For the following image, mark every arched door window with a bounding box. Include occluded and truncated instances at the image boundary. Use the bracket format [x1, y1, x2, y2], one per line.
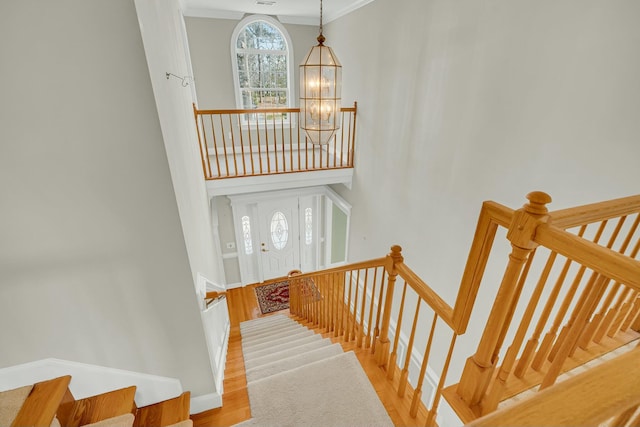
[231, 15, 294, 118]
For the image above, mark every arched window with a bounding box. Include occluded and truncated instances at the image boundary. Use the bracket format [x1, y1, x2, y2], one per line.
[231, 15, 294, 113]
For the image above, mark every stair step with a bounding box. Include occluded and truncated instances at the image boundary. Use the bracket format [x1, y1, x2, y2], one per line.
[243, 330, 314, 354]
[240, 314, 290, 331]
[244, 335, 323, 361]
[242, 327, 310, 348]
[246, 343, 344, 383]
[240, 319, 298, 336]
[245, 338, 334, 370]
[241, 322, 304, 340]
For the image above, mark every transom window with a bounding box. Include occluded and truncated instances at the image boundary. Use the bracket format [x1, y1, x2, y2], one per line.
[231, 15, 294, 117]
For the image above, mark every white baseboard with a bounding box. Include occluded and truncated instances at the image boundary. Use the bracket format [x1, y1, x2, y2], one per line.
[190, 392, 223, 415]
[226, 281, 243, 289]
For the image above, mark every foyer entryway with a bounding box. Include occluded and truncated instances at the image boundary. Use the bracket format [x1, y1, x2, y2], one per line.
[256, 198, 300, 279]
[224, 186, 351, 286]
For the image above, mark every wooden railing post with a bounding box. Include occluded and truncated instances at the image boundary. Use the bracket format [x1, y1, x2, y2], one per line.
[375, 245, 403, 367]
[456, 192, 552, 412]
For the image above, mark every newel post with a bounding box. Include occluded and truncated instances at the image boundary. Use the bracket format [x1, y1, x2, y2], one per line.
[375, 245, 403, 367]
[456, 192, 552, 411]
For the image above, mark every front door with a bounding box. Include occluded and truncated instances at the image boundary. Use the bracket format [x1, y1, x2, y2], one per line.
[257, 198, 300, 280]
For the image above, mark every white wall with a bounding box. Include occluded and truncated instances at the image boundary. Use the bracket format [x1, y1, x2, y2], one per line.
[326, 0, 640, 378]
[185, 16, 318, 108]
[0, 0, 215, 397]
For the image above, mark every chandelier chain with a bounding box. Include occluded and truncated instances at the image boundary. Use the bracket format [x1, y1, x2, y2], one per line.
[319, 0, 323, 36]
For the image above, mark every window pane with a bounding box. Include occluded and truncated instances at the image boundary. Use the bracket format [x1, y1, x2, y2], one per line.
[305, 208, 313, 245]
[270, 211, 289, 250]
[242, 216, 253, 255]
[233, 18, 291, 112]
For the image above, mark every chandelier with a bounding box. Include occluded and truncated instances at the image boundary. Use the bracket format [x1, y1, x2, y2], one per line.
[299, 0, 342, 145]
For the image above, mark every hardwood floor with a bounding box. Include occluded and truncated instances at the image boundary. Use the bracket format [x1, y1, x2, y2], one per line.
[191, 284, 429, 427]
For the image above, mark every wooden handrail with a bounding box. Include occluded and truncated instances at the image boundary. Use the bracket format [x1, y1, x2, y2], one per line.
[395, 262, 455, 330]
[194, 106, 356, 115]
[549, 194, 640, 229]
[452, 201, 514, 334]
[535, 223, 640, 291]
[466, 347, 640, 427]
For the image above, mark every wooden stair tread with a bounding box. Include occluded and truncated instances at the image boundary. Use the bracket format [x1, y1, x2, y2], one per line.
[57, 386, 136, 427]
[11, 375, 71, 427]
[134, 392, 190, 427]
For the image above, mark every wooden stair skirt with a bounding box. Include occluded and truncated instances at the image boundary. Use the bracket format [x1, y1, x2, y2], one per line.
[0, 375, 192, 427]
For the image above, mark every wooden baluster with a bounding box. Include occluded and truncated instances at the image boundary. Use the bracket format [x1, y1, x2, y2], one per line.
[336, 271, 346, 338]
[375, 245, 403, 367]
[482, 251, 557, 413]
[208, 115, 222, 177]
[387, 281, 408, 381]
[339, 111, 345, 167]
[263, 114, 271, 173]
[357, 269, 369, 348]
[548, 270, 600, 361]
[288, 114, 294, 172]
[540, 274, 610, 390]
[531, 219, 608, 366]
[410, 313, 438, 418]
[577, 215, 629, 348]
[371, 269, 387, 354]
[531, 263, 588, 370]
[236, 115, 247, 176]
[425, 332, 458, 427]
[227, 115, 238, 176]
[255, 115, 263, 174]
[365, 267, 379, 349]
[596, 286, 633, 341]
[279, 114, 285, 172]
[608, 404, 640, 427]
[598, 236, 640, 338]
[351, 269, 362, 342]
[344, 270, 354, 341]
[515, 245, 579, 378]
[328, 273, 335, 333]
[621, 291, 640, 332]
[398, 298, 421, 397]
[218, 115, 230, 177]
[457, 192, 551, 409]
[609, 289, 638, 336]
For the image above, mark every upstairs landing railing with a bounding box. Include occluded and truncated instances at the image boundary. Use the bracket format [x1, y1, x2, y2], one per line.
[193, 104, 357, 180]
[288, 192, 640, 426]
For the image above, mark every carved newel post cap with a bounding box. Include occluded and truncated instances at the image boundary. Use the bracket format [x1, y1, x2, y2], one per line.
[524, 191, 552, 215]
[389, 245, 404, 263]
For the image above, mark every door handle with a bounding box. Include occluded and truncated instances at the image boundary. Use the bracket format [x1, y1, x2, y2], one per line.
[261, 248, 269, 252]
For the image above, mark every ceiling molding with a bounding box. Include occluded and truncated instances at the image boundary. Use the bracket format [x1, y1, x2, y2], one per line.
[324, 0, 375, 23]
[182, 8, 245, 20]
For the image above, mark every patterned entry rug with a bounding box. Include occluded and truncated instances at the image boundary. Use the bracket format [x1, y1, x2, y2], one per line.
[254, 281, 290, 314]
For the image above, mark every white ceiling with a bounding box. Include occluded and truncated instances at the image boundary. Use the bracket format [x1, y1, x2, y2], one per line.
[181, 0, 374, 25]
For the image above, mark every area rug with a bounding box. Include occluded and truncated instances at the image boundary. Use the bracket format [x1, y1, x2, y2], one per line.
[254, 281, 290, 314]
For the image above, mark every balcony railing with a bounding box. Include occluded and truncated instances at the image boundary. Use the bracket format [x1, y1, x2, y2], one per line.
[193, 104, 357, 180]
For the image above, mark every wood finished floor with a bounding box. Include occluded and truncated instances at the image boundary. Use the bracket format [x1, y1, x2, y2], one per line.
[190, 284, 429, 427]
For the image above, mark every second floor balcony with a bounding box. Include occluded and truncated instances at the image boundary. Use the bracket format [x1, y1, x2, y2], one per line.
[193, 103, 357, 196]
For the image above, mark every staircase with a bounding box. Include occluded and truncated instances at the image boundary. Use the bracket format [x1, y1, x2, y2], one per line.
[235, 314, 394, 426]
[0, 375, 192, 427]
